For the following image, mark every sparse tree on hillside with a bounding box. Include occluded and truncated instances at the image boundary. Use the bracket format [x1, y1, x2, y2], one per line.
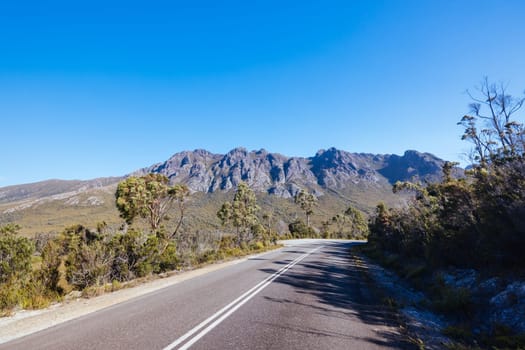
[115, 174, 189, 236]
[217, 182, 260, 244]
[294, 189, 317, 227]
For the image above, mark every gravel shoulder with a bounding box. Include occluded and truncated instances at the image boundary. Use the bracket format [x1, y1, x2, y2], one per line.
[353, 252, 451, 349]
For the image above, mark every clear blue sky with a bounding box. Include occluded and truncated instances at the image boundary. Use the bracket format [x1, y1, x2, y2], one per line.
[1, 0, 524, 187]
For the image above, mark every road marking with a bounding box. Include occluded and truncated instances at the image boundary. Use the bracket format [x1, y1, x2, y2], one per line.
[162, 245, 322, 350]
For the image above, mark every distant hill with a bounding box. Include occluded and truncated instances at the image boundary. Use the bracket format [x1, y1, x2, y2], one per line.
[0, 148, 457, 236]
[0, 178, 122, 205]
[0, 178, 123, 235]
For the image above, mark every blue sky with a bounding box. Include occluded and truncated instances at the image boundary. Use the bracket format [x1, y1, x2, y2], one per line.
[1, 0, 524, 187]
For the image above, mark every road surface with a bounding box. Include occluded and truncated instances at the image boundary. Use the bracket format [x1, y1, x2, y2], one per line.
[1, 240, 410, 349]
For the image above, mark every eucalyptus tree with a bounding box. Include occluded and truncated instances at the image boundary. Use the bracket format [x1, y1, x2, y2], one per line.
[115, 174, 189, 237]
[458, 78, 525, 164]
[217, 182, 260, 244]
[294, 189, 317, 227]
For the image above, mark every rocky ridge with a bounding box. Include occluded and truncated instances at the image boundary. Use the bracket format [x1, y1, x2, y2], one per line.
[136, 147, 451, 198]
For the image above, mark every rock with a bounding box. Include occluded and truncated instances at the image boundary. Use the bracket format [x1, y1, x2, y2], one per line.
[490, 282, 525, 307]
[490, 292, 525, 332]
[85, 196, 103, 206]
[478, 277, 501, 295]
[442, 269, 478, 289]
[378, 150, 461, 184]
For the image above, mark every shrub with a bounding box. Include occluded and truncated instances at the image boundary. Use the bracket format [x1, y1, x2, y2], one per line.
[0, 281, 19, 315]
[288, 219, 316, 238]
[442, 325, 473, 342]
[39, 239, 65, 294]
[159, 241, 178, 271]
[432, 285, 472, 316]
[250, 241, 265, 251]
[0, 224, 36, 313]
[0, 224, 34, 284]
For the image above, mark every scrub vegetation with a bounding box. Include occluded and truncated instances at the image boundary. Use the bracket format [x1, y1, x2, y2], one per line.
[0, 176, 279, 315]
[365, 79, 525, 349]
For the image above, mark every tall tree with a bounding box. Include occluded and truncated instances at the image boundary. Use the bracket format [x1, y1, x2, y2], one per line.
[294, 189, 317, 227]
[115, 174, 189, 235]
[458, 78, 525, 164]
[217, 182, 260, 243]
[169, 184, 190, 239]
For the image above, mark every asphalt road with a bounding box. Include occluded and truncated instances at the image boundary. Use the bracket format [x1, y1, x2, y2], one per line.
[1, 240, 410, 349]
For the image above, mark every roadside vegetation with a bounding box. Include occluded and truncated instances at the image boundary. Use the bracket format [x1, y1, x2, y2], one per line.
[0, 176, 280, 316]
[285, 188, 369, 239]
[365, 79, 525, 349]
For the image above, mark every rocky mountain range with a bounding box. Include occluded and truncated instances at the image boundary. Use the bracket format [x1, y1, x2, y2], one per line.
[135, 147, 449, 198]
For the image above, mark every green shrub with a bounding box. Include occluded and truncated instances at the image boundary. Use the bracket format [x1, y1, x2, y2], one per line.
[0, 224, 37, 314]
[250, 241, 265, 251]
[19, 278, 53, 310]
[65, 239, 112, 289]
[0, 224, 34, 284]
[0, 281, 19, 315]
[219, 235, 236, 250]
[432, 286, 472, 316]
[403, 263, 428, 281]
[196, 250, 217, 264]
[159, 241, 179, 272]
[442, 325, 473, 342]
[288, 220, 316, 238]
[39, 239, 65, 294]
[105, 280, 122, 293]
[81, 285, 105, 298]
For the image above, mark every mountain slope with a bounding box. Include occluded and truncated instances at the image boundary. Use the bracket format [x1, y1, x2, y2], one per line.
[0, 178, 122, 205]
[0, 178, 122, 235]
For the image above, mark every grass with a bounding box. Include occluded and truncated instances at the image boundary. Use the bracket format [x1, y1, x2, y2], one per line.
[0, 189, 121, 237]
